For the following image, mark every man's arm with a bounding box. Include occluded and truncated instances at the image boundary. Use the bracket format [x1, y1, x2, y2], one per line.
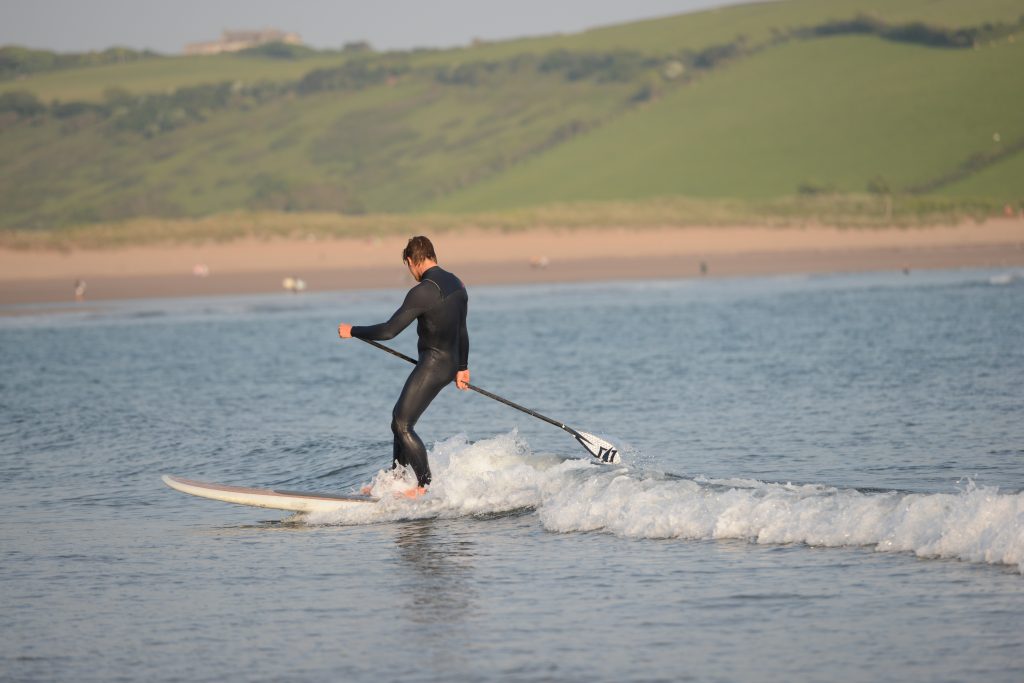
[338, 283, 435, 341]
[455, 293, 470, 390]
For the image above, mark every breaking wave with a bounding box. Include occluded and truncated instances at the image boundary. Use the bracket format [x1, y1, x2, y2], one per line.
[303, 431, 1024, 573]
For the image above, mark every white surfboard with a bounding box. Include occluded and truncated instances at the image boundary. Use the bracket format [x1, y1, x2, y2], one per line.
[162, 474, 378, 513]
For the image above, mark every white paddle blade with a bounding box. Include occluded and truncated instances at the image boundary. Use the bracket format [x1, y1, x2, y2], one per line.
[575, 431, 620, 464]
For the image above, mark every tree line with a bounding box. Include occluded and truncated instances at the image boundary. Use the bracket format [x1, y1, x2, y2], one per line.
[791, 13, 1024, 49]
[0, 45, 160, 80]
[3, 14, 1021, 137]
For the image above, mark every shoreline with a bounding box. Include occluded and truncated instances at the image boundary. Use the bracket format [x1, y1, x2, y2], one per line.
[2, 222, 1023, 307]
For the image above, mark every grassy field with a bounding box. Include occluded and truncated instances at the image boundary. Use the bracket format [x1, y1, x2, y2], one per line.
[433, 35, 1024, 210]
[1, 0, 1022, 237]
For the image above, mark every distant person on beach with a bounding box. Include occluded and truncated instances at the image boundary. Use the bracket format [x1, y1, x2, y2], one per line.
[337, 236, 470, 496]
[73, 279, 87, 301]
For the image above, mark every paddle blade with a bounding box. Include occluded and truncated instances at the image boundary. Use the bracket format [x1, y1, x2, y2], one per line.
[574, 431, 620, 464]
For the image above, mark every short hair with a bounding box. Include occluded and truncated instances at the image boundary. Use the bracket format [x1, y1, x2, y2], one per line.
[402, 235, 436, 265]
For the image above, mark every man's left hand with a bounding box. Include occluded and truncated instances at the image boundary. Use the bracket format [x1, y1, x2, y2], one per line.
[456, 369, 470, 390]
[338, 323, 353, 339]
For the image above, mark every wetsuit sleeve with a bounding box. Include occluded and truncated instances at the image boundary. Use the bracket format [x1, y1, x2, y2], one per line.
[351, 283, 438, 341]
[458, 294, 469, 371]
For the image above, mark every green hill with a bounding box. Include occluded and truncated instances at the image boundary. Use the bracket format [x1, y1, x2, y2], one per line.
[433, 35, 1024, 210]
[1, 0, 1022, 233]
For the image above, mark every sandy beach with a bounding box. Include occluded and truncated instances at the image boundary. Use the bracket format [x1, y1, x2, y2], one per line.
[2, 221, 1023, 307]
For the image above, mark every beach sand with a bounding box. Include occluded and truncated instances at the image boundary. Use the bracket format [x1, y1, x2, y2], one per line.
[2, 221, 1023, 307]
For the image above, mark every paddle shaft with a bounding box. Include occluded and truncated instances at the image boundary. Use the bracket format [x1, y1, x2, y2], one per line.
[359, 338, 578, 437]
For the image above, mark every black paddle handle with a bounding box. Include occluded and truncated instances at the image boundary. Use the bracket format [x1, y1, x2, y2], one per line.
[358, 338, 575, 437]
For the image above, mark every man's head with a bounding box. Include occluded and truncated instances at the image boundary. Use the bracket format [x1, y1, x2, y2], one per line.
[402, 236, 437, 281]
[402, 235, 436, 265]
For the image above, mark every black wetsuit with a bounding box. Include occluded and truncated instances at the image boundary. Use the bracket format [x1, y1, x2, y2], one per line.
[351, 266, 468, 487]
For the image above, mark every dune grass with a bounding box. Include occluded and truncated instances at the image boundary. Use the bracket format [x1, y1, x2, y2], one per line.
[0, 195, 1005, 251]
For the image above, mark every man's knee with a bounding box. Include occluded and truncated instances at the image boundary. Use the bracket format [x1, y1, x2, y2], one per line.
[391, 411, 411, 437]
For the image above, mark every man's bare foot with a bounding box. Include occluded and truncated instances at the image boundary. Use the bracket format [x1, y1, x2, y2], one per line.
[360, 485, 373, 496]
[397, 486, 427, 499]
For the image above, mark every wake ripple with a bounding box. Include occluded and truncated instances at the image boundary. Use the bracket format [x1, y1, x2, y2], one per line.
[304, 432, 1024, 573]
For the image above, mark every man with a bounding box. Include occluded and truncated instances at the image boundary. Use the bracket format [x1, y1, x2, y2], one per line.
[337, 236, 470, 496]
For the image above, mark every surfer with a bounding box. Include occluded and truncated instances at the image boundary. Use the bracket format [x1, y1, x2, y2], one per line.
[337, 236, 470, 496]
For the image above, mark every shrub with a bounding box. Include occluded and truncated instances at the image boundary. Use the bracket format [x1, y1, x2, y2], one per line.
[537, 50, 652, 82]
[798, 180, 836, 196]
[51, 100, 109, 119]
[298, 59, 410, 94]
[239, 42, 318, 60]
[342, 41, 373, 54]
[0, 90, 45, 118]
[434, 61, 500, 86]
[866, 176, 891, 195]
[691, 42, 742, 69]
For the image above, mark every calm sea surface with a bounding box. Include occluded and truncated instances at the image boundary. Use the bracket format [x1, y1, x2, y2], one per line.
[2, 268, 1023, 682]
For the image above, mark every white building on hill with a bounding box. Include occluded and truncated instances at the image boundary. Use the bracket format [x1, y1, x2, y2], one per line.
[185, 29, 302, 55]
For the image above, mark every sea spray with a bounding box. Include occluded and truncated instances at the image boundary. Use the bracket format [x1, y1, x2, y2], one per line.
[303, 430, 566, 525]
[304, 431, 1024, 572]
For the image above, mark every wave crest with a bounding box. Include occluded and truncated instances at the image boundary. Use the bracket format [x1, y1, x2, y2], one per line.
[305, 432, 1024, 572]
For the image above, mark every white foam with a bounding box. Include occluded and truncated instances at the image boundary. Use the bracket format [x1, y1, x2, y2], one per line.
[304, 432, 1024, 572]
[302, 431, 571, 526]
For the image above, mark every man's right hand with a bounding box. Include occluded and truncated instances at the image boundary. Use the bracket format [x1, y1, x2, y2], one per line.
[456, 369, 470, 390]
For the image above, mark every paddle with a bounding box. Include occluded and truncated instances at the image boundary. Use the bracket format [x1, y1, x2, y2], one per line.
[358, 338, 621, 464]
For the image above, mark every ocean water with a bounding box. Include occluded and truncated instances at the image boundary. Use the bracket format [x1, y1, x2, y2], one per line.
[1, 268, 1023, 682]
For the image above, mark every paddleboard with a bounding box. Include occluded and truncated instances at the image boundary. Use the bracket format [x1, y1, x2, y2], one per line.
[162, 474, 378, 513]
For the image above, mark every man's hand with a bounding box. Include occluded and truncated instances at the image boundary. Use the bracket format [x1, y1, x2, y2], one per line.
[456, 369, 470, 390]
[338, 323, 353, 339]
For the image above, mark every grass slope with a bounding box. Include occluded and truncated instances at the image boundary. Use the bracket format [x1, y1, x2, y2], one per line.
[433, 35, 1024, 210]
[0, 71, 635, 227]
